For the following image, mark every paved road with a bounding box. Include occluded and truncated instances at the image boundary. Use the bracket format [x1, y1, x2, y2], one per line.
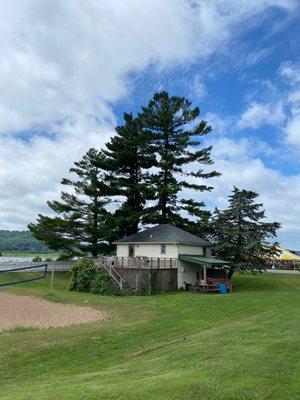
[266, 269, 300, 275]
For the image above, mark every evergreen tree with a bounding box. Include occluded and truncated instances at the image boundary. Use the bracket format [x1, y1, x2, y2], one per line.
[139, 91, 220, 231]
[28, 149, 112, 256]
[100, 113, 156, 238]
[210, 187, 280, 278]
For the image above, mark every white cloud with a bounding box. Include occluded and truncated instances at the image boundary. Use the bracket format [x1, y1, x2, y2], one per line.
[181, 134, 300, 249]
[0, 0, 200, 134]
[279, 61, 300, 83]
[0, 117, 115, 229]
[236, 46, 276, 68]
[0, 0, 296, 135]
[287, 90, 300, 104]
[236, 102, 285, 130]
[205, 112, 236, 136]
[207, 138, 300, 249]
[234, 60, 300, 150]
[235, 61, 300, 142]
[278, 61, 300, 147]
[0, 0, 298, 251]
[192, 76, 207, 100]
[284, 113, 300, 146]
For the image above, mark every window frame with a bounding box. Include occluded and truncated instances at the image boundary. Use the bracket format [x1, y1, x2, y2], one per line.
[160, 244, 166, 255]
[128, 245, 135, 257]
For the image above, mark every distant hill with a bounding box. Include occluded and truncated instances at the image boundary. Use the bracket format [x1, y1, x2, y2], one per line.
[0, 230, 49, 253]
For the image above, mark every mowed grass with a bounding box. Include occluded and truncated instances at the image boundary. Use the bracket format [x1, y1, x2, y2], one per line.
[0, 273, 299, 400]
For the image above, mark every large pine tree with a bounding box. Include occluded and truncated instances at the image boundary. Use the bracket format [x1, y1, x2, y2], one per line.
[100, 113, 156, 238]
[139, 91, 220, 231]
[28, 149, 112, 256]
[210, 187, 280, 277]
[29, 92, 221, 250]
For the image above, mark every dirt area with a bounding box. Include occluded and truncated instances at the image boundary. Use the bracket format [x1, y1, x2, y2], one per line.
[0, 293, 105, 331]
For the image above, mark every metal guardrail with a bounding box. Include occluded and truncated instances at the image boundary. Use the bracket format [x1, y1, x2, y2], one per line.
[0, 264, 48, 287]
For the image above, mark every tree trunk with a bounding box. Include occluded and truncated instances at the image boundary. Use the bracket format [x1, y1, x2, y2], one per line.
[227, 267, 235, 279]
[92, 249, 98, 257]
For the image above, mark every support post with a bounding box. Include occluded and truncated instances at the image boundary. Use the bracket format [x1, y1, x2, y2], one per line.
[203, 265, 207, 284]
[49, 265, 55, 295]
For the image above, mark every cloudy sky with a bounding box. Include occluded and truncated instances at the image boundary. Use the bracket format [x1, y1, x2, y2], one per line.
[0, 0, 299, 249]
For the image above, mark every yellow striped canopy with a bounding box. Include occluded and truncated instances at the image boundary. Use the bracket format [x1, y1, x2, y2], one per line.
[272, 245, 300, 262]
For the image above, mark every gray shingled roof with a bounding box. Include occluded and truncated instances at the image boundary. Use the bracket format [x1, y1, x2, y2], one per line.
[114, 224, 212, 246]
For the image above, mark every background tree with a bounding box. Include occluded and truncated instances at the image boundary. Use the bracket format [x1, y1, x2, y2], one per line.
[100, 113, 155, 238]
[29, 149, 112, 256]
[0, 230, 49, 253]
[139, 91, 220, 232]
[210, 187, 280, 278]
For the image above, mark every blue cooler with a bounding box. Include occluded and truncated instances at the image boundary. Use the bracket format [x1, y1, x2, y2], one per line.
[218, 283, 227, 294]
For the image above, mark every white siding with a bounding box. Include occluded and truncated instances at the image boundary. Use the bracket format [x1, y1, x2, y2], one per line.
[177, 260, 203, 289]
[206, 247, 212, 257]
[117, 243, 210, 258]
[116, 244, 129, 257]
[116, 242, 212, 289]
[177, 244, 204, 255]
[116, 243, 178, 258]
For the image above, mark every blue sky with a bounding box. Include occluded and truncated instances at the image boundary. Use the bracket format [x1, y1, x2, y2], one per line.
[0, 0, 299, 248]
[113, 7, 300, 175]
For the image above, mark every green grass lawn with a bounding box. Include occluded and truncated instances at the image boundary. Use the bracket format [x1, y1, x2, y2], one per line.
[0, 273, 299, 400]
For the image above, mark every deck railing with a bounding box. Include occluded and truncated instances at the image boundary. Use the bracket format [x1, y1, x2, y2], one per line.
[98, 256, 178, 270]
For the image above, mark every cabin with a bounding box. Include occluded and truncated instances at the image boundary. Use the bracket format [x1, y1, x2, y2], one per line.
[108, 224, 232, 293]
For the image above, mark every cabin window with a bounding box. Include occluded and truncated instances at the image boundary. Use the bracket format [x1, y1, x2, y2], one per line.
[203, 247, 207, 257]
[128, 245, 134, 257]
[161, 244, 166, 255]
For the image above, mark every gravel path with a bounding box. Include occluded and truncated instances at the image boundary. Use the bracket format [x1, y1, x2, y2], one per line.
[0, 293, 105, 330]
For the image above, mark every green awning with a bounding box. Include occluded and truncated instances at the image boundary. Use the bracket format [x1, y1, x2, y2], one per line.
[179, 254, 231, 268]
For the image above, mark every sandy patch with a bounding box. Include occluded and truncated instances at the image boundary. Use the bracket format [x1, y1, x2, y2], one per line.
[0, 293, 105, 330]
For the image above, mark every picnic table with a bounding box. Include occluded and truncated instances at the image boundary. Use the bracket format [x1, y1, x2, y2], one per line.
[184, 282, 219, 293]
[184, 279, 232, 293]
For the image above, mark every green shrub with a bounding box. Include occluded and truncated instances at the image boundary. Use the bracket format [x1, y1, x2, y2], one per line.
[69, 257, 120, 295]
[137, 280, 150, 296]
[149, 269, 160, 294]
[32, 255, 42, 262]
[168, 270, 177, 292]
[57, 253, 73, 261]
[91, 268, 120, 295]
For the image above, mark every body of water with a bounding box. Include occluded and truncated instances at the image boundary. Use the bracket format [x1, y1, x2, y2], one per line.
[0, 256, 33, 263]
